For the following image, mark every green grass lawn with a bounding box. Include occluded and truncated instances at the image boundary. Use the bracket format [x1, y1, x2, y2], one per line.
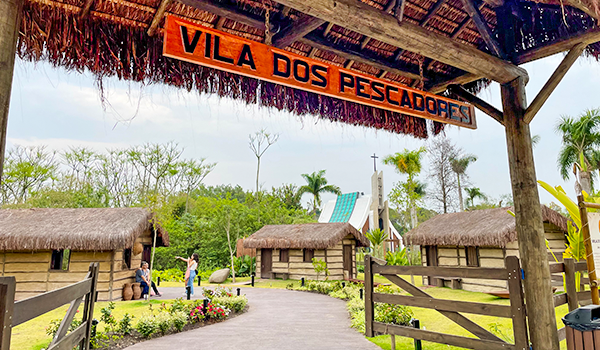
[12, 299, 181, 350]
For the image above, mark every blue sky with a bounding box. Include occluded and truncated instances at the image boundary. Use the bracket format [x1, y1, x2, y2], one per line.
[6, 53, 600, 211]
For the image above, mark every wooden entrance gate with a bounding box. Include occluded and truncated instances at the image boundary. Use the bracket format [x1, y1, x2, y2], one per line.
[0, 263, 99, 350]
[365, 255, 588, 350]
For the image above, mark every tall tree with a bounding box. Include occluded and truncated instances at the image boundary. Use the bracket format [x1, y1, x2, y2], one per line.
[383, 147, 426, 229]
[556, 109, 600, 194]
[450, 153, 478, 212]
[429, 138, 458, 213]
[298, 170, 341, 214]
[464, 187, 486, 208]
[249, 129, 279, 194]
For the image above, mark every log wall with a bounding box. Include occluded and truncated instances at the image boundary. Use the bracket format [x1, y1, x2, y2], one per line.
[0, 229, 151, 301]
[420, 222, 567, 292]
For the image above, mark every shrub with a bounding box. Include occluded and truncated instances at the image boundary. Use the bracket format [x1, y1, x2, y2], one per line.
[375, 303, 413, 326]
[155, 313, 172, 335]
[153, 268, 185, 283]
[100, 302, 117, 330]
[136, 315, 158, 338]
[230, 255, 256, 277]
[312, 258, 329, 281]
[212, 295, 248, 313]
[46, 318, 82, 337]
[171, 311, 188, 332]
[118, 313, 134, 335]
[304, 280, 343, 294]
[346, 297, 365, 314]
[189, 305, 206, 323]
[203, 286, 233, 300]
[205, 303, 229, 320]
[330, 284, 361, 300]
[351, 309, 366, 333]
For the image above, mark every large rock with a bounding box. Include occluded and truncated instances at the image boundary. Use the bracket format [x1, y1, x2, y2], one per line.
[209, 268, 230, 283]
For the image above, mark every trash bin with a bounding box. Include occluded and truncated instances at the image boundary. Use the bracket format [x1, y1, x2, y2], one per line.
[562, 304, 600, 349]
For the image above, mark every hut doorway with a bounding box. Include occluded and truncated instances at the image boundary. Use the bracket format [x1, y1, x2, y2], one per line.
[261, 248, 272, 279]
[343, 245, 353, 279]
[425, 246, 438, 286]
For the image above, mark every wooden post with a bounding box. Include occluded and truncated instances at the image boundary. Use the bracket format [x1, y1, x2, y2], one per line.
[364, 255, 374, 337]
[80, 263, 98, 350]
[0, 277, 16, 350]
[506, 256, 529, 350]
[502, 76, 559, 350]
[577, 194, 600, 304]
[0, 0, 23, 183]
[563, 258, 580, 311]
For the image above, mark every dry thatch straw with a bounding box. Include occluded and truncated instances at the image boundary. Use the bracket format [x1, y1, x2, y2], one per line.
[243, 222, 370, 249]
[403, 205, 567, 247]
[0, 208, 169, 251]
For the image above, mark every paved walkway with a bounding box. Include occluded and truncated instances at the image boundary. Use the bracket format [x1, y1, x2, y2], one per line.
[125, 287, 380, 350]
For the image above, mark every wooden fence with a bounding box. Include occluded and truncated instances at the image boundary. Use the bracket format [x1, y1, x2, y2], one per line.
[364, 255, 589, 350]
[0, 263, 99, 350]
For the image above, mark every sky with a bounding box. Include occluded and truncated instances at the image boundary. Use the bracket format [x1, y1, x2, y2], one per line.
[6, 53, 600, 211]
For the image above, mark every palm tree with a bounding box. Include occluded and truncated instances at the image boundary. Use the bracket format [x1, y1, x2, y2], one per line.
[556, 109, 600, 194]
[383, 147, 426, 229]
[464, 187, 486, 208]
[450, 154, 477, 212]
[365, 228, 387, 259]
[298, 170, 341, 214]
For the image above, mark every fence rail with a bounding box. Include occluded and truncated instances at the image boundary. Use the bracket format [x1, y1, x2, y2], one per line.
[0, 263, 98, 350]
[365, 255, 591, 350]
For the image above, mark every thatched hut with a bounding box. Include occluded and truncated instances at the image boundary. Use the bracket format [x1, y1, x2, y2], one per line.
[244, 223, 369, 280]
[0, 208, 169, 301]
[404, 206, 568, 292]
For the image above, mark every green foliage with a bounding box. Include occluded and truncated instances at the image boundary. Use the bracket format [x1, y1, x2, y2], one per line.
[231, 255, 256, 277]
[202, 286, 234, 301]
[45, 318, 82, 338]
[464, 187, 486, 208]
[152, 268, 185, 282]
[489, 322, 515, 343]
[365, 229, 387, 259]
[118, 313, 134, 335]
[212, 296, 248, 313]
[385, 248, 410, 266]
[100, 302, 117, 329]
[375, 303, 413, 326]
[297, 170, 341, 214]
[301, 280, 344, 294]
[136, 315, 158, 338]
[311, 258, 329, 280]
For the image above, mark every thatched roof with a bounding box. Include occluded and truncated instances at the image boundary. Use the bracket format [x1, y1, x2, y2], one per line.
[403, 205, 568, 247]
[243, 222, 370, 249]
[0, 208, 169, 251]
[18, 0, 600, 139]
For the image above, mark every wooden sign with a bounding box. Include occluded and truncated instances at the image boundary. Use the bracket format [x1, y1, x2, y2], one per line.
[163, 15, 477, 129]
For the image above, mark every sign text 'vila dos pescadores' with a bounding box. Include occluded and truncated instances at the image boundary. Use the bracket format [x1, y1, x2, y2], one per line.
[163, 15, 476, 129]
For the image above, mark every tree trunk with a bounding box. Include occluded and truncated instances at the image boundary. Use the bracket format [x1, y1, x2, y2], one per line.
[580, 170, 592, 195]
[502, 77, 558, 350]
[255, 156, 261, 194]
[457, 175, 464, 211]
[225, 216, 236, 283]
[410, 204, 417, 229]
[0, 0, 22, 183]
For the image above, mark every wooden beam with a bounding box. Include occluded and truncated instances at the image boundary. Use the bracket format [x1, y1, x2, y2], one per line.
[459, 0, 503, 57]
[564, 0, 599, 20]
[271, 0, 528, 84]
[272, 16, 326, 48]
[80, 0, 94, 17]
[215, 16, 226, 30]
[147, 0, 172, 36]
[502, 76, 560, 350]
[344, 60, 355, 69]
[0, 0, 22, 183]
[307, 47, 317, 58]
[524, 42, 586, 123]
[300, 33, 423, 80]
[385, 0, 398, 12]
[428, 72, 482, 94]
[448, 84, 504, 125]
[516, 28, 600, 65]
[394, 0, 406, 22]
[323, 22, 334, 36]
[177, 0, 269, 30]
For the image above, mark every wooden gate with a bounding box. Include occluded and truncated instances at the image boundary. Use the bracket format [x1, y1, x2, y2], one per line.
[365, 255, 589, 350]
[0, 263, 99, 350]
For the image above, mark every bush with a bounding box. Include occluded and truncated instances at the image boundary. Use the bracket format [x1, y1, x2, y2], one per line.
[205, 303, 229, 320]
[46, 318, 82, 337]
[172, 311, 188, 332]
[118, 313, 134, 335]
[230, 255, 256, 277]
[330, 284, 361, 300]
[375, 303, 413, 326]
[152, 268, 185, 282]
[202, 286, 233, 300]
[304, 280, 343, 294]
[155, 313, 172, 335]
[136, 315, 157, 338]
[213, 295, 248, 313]
[189, 305, 206, 323]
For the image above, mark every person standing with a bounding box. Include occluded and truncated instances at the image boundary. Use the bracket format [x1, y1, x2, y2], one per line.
[176, 253, 199, 295]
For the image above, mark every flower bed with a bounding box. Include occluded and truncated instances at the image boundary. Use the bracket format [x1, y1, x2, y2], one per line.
[46, 287, 248, 349]
[288, 281, 412, 333]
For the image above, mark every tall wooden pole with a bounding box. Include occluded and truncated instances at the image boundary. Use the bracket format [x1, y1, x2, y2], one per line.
[0, 0, 22, 183]
[502, 76, 559, 350]
[577, 194, 600, 304]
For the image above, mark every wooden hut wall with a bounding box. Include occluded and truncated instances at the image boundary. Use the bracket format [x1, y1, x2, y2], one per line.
[328, 234, 357, 280]
[0, 229, 152, 301]
[288, 249, 326, 280]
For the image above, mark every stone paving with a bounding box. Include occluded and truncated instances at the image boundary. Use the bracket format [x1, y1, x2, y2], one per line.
[125, 286, 380, 350]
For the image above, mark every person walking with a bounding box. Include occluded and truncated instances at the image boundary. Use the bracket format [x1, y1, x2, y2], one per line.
[176, 253, 199, 295]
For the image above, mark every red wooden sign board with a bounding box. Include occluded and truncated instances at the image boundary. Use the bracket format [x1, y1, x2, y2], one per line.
[163, 15, 476, 129]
